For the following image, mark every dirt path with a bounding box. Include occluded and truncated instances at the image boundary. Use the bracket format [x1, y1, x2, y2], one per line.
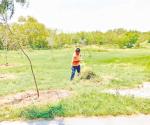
[102, 82, 150, 98]
[0, 90, 71, 107]
[0, 115, 150, 125]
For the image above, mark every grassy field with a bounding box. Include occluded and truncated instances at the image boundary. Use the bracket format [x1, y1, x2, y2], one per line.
[0, 47, 150, 120]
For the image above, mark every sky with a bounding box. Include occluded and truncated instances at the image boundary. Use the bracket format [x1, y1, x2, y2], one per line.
[11, 0, 150, 32]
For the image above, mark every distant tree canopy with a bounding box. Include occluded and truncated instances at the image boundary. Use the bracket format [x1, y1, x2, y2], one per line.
[0, 16, 150, 49]
[0, 16, 50, 49]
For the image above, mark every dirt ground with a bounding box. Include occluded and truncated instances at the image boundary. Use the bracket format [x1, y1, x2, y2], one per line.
[0, 64, 17, 68]
[0, 90, 71, 107]
[0, 74, 17, 80]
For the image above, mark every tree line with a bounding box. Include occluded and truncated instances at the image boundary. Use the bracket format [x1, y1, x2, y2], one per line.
[0, 16, 150, 50]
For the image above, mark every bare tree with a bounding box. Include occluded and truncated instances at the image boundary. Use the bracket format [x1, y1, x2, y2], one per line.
[0, 0, 39, 97]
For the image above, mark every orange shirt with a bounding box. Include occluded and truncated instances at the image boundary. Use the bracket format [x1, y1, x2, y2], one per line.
[72, 52, 80, 66]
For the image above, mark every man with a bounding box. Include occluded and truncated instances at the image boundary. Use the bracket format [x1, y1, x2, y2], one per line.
[70, 48, 81, 80]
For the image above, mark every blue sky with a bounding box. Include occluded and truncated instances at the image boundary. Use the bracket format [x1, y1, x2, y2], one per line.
[11, 0, 150, 32]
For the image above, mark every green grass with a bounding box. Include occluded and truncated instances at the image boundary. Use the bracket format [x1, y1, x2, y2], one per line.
[0, 49, 73, 96]
[1, 92, 150, 120]
[84, 49, 150, 88]
[0, 47, 150, 120]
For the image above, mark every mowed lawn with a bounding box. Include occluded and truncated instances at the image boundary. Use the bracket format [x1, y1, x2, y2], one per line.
[0, 47, 150, 120]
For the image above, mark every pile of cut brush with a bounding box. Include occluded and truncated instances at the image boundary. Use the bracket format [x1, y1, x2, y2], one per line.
[80, 66, 96, 80]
